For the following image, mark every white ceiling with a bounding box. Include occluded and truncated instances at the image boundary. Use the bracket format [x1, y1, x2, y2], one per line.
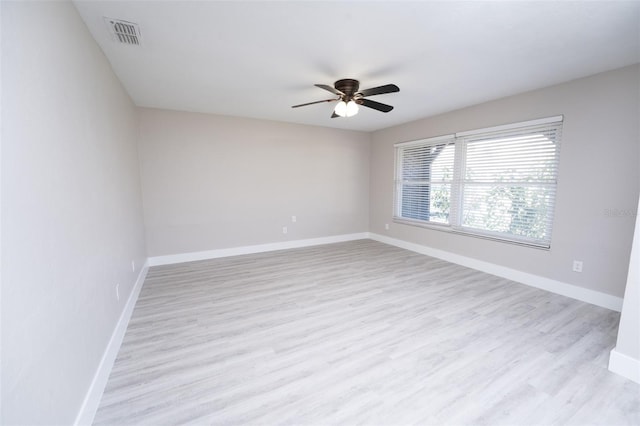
[73, 1, 640, 132]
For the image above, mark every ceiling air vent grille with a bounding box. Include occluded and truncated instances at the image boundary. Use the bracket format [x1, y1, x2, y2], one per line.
[104, 17, 141, 45]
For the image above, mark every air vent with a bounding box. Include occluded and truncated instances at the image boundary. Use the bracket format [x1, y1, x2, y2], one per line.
[104, 17, 141, 45]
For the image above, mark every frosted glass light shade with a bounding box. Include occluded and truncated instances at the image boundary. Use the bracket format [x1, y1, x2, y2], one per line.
[334, 101, 347, 117]
[345, 100, 359, 117]
[334, 100, 359, 117]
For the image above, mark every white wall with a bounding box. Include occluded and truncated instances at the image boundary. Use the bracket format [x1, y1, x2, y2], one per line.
[609, 195, 640, 382]
[370, 65, 639, 298]
[138, 108, 371, 257]
[1, 2, 146, 424]
[0, 1, 4, 421]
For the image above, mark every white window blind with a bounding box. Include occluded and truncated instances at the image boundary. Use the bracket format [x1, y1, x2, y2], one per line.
[396, 136, 455, 224]
[394, 116, 563, 248]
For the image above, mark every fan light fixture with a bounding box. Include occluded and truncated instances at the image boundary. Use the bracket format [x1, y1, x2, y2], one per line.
[291, 79, 399, 118]
[334, 100, 359, 117]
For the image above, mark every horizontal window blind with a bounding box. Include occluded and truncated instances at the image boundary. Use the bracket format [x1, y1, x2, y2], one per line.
[395, 137, 455, 224]
[394, 117, 563, 248]
[459, 122, 562, 246]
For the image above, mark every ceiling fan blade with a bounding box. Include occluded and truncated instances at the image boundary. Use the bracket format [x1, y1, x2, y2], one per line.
[359, 98, 394, 113]
[358, 84, 400, 97]
[291, 99, 337, 108]
[331, 111, 339, 118]
[315, 84, 344, 96]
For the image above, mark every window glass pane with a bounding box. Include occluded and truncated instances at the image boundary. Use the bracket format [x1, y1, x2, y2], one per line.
[461, 184, 556, 241]
[401, 184, 430, 220]
[428, 183, 451, 223]
[399, 143, 454, 224]
[400, 183, 452, 223]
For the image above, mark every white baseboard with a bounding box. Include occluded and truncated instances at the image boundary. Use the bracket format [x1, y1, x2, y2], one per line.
[148, 232, 370, 266]
[369, 233, 623, 312]
[74, 261, 149, 426]
[609, 348, 640, 383]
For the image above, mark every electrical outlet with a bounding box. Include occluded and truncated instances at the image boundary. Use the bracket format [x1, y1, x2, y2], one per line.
[282, 226, 288, 234]
[116, 284, 120, 301]
[385, 223, 390, 230]
[291, 216, 297, 223]
[572, 260, 583, 273]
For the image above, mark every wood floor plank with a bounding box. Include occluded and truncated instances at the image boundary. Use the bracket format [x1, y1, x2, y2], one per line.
[94, 240, 640, 425]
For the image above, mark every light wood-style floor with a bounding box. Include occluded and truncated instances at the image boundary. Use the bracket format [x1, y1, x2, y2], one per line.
[94, 240, 639, 425]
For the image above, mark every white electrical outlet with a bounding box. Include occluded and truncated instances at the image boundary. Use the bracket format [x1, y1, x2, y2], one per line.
[282, 226, 288, 234]
[291, 216, 297, 223]
[116, 284, 120, 301]
[385, 223, 390, 230]
[131, 260, 135, 272]
[572, 260, 583, 273]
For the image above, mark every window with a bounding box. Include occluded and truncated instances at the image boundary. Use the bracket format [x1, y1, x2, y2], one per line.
[394, 116, 563, 248]
[397, 135, 455, 223]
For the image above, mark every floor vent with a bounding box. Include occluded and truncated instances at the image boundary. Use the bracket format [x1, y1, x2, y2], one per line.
[104, 17, 141, 46]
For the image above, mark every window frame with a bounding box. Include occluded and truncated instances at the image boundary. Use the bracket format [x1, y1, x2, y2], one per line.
[393, 116, 563, 249]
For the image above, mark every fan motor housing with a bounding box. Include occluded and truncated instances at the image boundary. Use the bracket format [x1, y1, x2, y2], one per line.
[335, 79, 360, 97]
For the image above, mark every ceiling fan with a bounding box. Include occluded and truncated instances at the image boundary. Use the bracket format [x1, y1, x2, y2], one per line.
[292, 79, 400, 118]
